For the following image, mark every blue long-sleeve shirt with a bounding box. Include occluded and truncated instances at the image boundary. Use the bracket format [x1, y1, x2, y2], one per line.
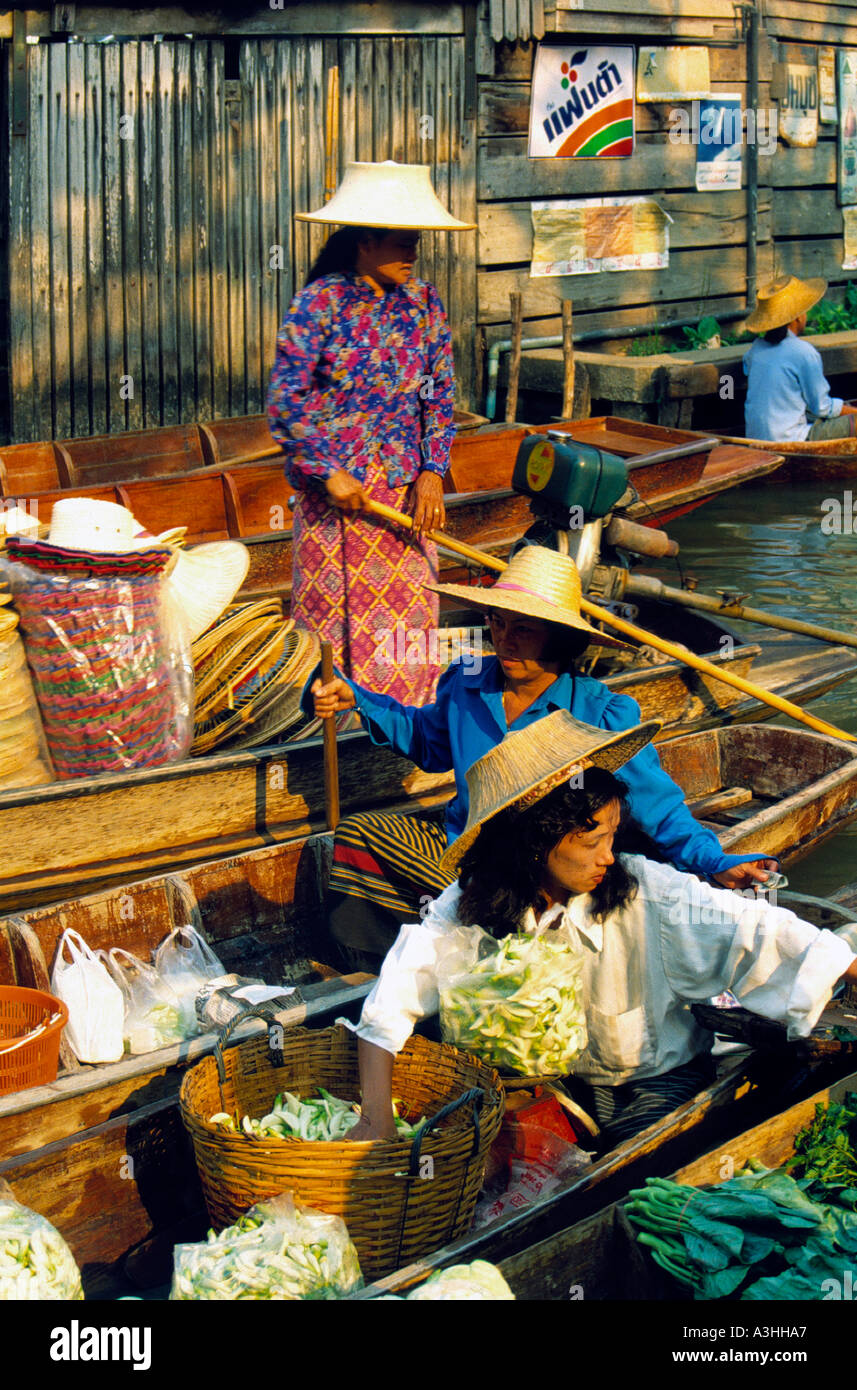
[743, 332, 843, 442]
[310, 657, 765, 877]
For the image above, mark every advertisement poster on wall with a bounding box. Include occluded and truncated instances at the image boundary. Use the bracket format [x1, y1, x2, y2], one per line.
[694, 95, 744, 192]
[528, 46, 635, 158]
[838, 49, 857, 205]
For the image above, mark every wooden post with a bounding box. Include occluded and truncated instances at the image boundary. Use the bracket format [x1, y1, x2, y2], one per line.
[505, 291, 523, 423]
[561, 300, 575, 420]
[320, 641, 340, 831]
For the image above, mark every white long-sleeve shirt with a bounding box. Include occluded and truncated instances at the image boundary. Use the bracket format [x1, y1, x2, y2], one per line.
[351, 855, 856, 1087]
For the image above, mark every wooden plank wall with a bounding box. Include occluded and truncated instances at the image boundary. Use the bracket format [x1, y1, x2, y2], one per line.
[7, 33, 476, 441]
[475, 32, 777, 364]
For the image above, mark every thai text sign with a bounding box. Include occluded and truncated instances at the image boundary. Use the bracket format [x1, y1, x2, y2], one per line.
[529, 45, 635, 159]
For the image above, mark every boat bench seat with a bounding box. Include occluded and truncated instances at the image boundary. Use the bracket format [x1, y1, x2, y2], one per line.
[57, 425, 207, 487]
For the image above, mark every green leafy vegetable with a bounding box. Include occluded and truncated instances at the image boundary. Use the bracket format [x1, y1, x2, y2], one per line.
[209, 1089, 428, 1143]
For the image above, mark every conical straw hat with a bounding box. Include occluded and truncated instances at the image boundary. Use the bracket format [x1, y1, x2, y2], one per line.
[429, 546, 631, 652]
[167, 542, 251, 644]
[295, 161, 476, 231]
[228, 629, 322, 748]
[441, 709, 661, 874]
[191, 599, 284, 666]
[744, 275, 826, 333]
[191, 626, 315, 755]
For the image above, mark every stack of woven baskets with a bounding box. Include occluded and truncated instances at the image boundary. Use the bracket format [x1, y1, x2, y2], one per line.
[191, 600, 321, 754]
[0, 587, 52, 790]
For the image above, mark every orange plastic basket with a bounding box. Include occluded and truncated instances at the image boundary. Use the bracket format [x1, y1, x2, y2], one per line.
[0, 986, 68, 1095]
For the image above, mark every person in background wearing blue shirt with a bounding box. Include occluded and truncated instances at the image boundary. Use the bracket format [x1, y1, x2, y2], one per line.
[744, 275, 857, 442]
[309, 546, 777, 969]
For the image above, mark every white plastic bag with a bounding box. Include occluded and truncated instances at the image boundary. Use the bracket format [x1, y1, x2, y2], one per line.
[50, 929, 125, 1063]
[153, 926, 225, 1029]
[104, 948, 194, 1054]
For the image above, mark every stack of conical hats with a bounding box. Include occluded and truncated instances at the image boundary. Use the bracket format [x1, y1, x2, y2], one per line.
[191, 599, 321, 754]
[0, 588, 53, 790]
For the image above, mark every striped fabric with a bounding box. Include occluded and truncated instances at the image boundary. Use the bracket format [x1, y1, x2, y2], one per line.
[327, 811, 453, 964]
[583, 1055, 715, 1148]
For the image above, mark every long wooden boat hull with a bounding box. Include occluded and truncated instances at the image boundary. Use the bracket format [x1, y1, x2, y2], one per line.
[482, 1066, 857, 1301]
[701, 430, 857, 482]
[0, 418, 783, 606]
[0, 671, 855, 912]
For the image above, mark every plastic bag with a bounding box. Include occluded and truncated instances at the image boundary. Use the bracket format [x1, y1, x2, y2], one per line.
[472, 1125, 592, 1229]
[438, 924, 587, 1077]
[50, 929, 125, 1063]
[0, 1194, 83, 1300]
[103, 948, 194, 1053]
[153, 926, 225, 1028]
[170, 1191, 363, 1301]
[0, 551, 193, 779]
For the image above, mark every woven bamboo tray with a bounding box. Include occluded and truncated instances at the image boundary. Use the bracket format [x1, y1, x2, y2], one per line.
[179, 1019, 504, 1281]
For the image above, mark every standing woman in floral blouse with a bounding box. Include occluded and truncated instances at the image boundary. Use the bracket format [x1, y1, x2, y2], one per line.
[267, 162, 475, 703]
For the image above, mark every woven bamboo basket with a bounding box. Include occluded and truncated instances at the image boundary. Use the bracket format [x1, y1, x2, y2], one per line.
[179, 1020, 504, 1280]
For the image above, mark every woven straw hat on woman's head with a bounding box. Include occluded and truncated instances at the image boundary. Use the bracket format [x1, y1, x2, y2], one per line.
[428, 545, 631, 652]
[441, 709, 660, 874]
[744, 275, 826, 333]
[295, 161, 476, 231]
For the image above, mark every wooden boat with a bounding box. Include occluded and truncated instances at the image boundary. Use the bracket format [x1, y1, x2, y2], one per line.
[1, 682, 856, 912]
[0, 419, 782, 607]
[0, 831, 376, 1296]
[2, 845, 854, 1298]
[694, 430, 857, 483]
[354, 1061, 857, 1300]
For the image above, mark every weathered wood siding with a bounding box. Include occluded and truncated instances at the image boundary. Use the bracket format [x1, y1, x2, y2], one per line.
[476, 15, 857, 399]
[7, 33, 476, 441]
[476, 34, 776, 360]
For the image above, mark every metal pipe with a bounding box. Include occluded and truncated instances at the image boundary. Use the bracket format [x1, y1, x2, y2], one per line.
[484, 308, 751, 418]
[745, 3, 760, 308]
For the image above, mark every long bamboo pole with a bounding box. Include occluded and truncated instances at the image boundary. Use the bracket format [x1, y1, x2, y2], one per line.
[362, 499, 856, 744]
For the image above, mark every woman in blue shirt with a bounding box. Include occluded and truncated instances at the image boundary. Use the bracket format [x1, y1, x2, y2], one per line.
[310, 546, 776, 968]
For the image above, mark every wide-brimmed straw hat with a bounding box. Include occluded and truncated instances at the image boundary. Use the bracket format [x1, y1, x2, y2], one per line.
[295, 161, 476, 231]
[428, 546, 631, 653]
[440, 709, 660, 874]
[744, 275, 826, 333]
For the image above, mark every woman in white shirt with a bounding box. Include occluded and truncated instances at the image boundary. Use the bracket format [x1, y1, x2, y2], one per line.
[347, 710, 857, 1147]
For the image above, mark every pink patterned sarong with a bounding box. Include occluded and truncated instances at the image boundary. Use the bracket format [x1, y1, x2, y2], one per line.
[290, 457, 441, 703]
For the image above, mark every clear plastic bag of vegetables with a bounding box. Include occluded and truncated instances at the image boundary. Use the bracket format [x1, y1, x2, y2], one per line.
[437, 924, 587, 1077]
[103, 947, 195, 1054]
[170, 1191, 362, 1301]
[0, 1190, 83, 1300]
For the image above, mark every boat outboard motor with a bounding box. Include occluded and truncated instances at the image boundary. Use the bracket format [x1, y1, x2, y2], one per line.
[510, 430, 680, 590]
[511, 432, 629, 587]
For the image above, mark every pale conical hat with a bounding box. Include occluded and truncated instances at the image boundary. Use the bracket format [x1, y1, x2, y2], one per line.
[166, 542, 251, 644]
[295, 161, 476, 231]
[744, 275, 826, 333]
[440, 709, 661, 874]
[428, 546, 631, 652]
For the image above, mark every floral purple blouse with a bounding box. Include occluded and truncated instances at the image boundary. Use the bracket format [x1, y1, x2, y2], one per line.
[267, 272, 456, 491]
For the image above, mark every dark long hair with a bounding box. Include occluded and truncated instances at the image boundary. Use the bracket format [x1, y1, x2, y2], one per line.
[304, 226, 390, 286]
[457, 767, 638, 938]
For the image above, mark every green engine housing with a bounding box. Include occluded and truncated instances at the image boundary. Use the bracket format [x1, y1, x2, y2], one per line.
[512, 434, 629, 521]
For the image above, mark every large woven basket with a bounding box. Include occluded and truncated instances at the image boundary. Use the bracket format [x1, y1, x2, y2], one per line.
[179, 1020, 504, 1281]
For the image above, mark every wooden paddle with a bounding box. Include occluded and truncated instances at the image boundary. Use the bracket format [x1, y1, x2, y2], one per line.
[320, 641, 340, 830]
[362, 498, 857, 744]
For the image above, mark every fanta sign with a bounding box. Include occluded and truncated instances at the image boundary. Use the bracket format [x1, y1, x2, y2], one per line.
[529, 45, 635, 159]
